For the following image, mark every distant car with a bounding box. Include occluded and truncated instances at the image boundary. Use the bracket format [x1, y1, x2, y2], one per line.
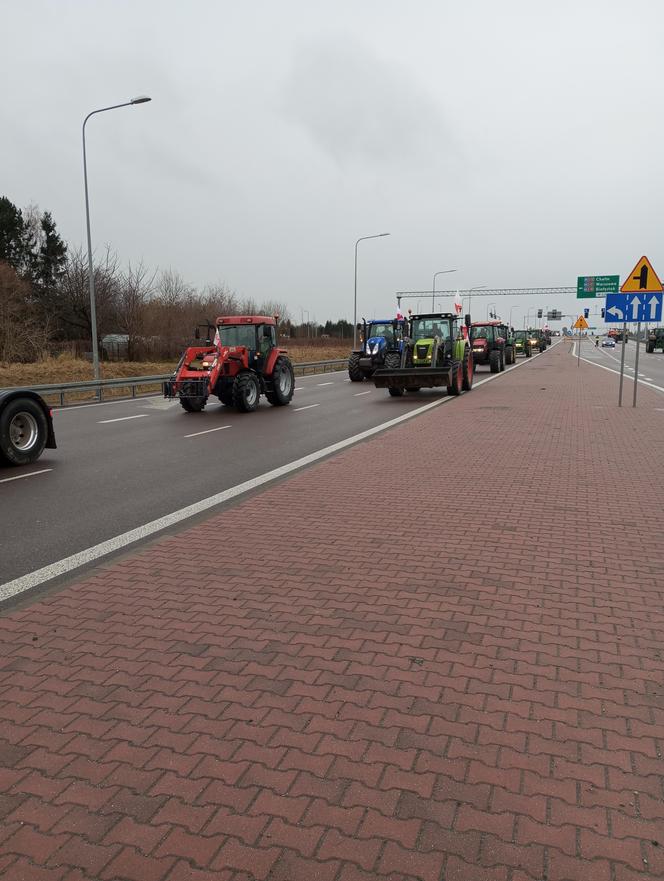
[602, 337, 616, 348]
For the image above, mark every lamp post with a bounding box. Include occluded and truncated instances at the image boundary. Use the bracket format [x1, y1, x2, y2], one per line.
[83, 95, 151, 383]
[466, 285, 486, 318]
[353, 233, 390, 348]
[431, 269, 457, 310]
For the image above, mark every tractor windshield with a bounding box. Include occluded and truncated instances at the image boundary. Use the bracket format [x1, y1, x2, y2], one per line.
[216, 324, 257, 349]
[367, 323, 395, 343]
[411, 319, 451, 340]
[514, 331, 528, 340]
[471, 325, 494, 341]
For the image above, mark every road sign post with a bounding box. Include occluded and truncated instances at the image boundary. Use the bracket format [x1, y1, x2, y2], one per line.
[616, 255, 663, 408]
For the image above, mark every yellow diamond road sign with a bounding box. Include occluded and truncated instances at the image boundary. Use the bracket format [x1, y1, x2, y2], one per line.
[620, 255, 663, 293]
[573, 316, 589, 329]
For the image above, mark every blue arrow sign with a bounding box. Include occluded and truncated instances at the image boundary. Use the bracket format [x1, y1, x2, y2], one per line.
[604, 293, 663, 323]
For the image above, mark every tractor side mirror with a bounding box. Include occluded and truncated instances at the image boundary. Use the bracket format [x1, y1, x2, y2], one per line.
[465, 314, 471, 327]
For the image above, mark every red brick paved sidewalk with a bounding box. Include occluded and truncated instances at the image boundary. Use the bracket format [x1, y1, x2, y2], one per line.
[1, 343, 663, 881]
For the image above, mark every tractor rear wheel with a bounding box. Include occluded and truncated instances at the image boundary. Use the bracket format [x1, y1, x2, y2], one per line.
[266, 357, 295, 406]
[505, 345, 514, 365]
[489, 350, 501, 373]
[180, 397, 206, 412]
[348, 352, 364, 382]
[500, 350, 506, 371]
[232, 373, 260, 412]
[447, 362, 463, 396]
[462, 348, 473, 391]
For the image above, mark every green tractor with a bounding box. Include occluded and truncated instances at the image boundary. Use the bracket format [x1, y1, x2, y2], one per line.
[513, 330, 532, 358]
[646, 327, 664, 353]
[372, 312, 473, 397]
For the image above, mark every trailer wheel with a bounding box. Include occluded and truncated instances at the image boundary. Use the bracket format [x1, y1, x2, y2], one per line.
[388, 387, 404, 397]
[266, 357, 294, 406]
[0, 398, 48, 466]
[232, 372, 261, 412]
[462, 349, 473, 391]
[489, 350, 501, 373]
[348, 352, 364, 382]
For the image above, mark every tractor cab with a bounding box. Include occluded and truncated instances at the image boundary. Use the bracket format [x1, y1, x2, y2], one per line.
[408, 313, 456, 367]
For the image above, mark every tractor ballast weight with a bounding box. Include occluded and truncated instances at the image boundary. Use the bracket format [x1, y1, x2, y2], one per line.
[164, 315, 295, 413]
[372, 312, 473, 397]
[348, 318, 409, 381]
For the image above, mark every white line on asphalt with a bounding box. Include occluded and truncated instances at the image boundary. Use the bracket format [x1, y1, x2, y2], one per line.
[574, 351, 664, 395]
[353, 391, 372, 396]
[293, 404, 320, 412]
[0, 469, 52, 485]
[317, 382, 334, 386]
[294, 387, 304, 391]
[0, 351, 538, 602]
[184, 425, 231, 438]
[98, 414, 149, 424]
[55, 395, 163, 413]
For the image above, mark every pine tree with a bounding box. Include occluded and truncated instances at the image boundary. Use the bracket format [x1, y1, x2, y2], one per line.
[36, 210, 67, 291]
[0, 196, 28, 271]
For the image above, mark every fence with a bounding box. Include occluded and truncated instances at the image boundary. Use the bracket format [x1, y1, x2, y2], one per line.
[1, 359, 348, 407]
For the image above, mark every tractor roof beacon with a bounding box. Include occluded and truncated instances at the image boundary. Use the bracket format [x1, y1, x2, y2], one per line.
[0, 390, 57, 467]
[164, 315, 295, 413]
[372, 312, 474, 397]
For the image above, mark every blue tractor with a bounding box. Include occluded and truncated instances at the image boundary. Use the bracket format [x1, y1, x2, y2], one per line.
[348, 318, 408, 382]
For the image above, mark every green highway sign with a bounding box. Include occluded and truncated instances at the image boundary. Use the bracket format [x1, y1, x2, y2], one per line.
[577, 275, 619, 298]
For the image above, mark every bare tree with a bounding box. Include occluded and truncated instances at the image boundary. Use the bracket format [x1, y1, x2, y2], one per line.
[58, 245, 122, 343]
[117, 261, 157, 360]
[0, 261, 51, 362]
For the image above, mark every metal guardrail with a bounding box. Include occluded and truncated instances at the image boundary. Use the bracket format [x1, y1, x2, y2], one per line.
[0, 359, 348, 407]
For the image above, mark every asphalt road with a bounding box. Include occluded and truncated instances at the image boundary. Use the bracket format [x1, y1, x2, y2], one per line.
[576, 335, 664, 397]
[1, 353, 547, 587]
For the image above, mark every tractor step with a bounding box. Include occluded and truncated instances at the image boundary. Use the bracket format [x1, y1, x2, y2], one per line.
[372, 366, 454, 389]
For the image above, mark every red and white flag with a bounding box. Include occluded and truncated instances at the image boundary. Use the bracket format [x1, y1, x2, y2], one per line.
[454, 290, 463, 315]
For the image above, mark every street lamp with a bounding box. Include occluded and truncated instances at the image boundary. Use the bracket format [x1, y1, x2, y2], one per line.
[431, 269, 457, 310]
[83, 95, 152, 383]
[465, 285, 486, 317]
[353, 233, 390, 348]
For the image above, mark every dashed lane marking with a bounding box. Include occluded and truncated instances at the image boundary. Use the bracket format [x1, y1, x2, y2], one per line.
[353, 391, 372, 396]
[98, 414, 149, 424]
[184, 425, 231, 438]
[317, 382, 334, 386]
[0, 469, 52, 485]
[293, 404, 320, 412]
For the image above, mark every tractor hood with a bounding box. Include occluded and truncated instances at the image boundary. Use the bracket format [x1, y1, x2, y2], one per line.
[413, 338, 435, 365]
[472, 338, 488, 349]
[365, 336, 387, 355]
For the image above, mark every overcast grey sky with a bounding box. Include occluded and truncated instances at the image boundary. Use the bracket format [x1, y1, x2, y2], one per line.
[3, 0, 663, 327]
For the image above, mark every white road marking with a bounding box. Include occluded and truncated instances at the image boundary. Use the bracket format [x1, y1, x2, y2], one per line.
[98, 414, 149, 424]
[184, 425, 231, 438]
[55, 395, 162, 413]
[353, 391, 371, 396]
[293, 404, 320, 412]
[0, 353, 536, 602]
[575, 352, 664, 395]
[294, 387, 304, 391]
[317, 382, 334, 387]
[0, 469, 52, 485]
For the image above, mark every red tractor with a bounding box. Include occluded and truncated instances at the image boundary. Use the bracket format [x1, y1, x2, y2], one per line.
[164, 315, 295, 413]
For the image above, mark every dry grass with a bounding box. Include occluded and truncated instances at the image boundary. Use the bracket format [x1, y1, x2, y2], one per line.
[0, 344, 351, 404]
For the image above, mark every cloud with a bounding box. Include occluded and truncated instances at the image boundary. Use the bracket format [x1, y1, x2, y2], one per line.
[282, 32, 454, 170]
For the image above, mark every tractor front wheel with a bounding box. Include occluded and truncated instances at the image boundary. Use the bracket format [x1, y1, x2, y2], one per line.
[462, 348, 473, 391]
[489, 350, 501, 373]
[266, 357, 295, 406]
[447, 362, 463, 396]
[180, 397, 206, 412]
[232, 373, 261, 412]
[348, 352, 364, 382]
